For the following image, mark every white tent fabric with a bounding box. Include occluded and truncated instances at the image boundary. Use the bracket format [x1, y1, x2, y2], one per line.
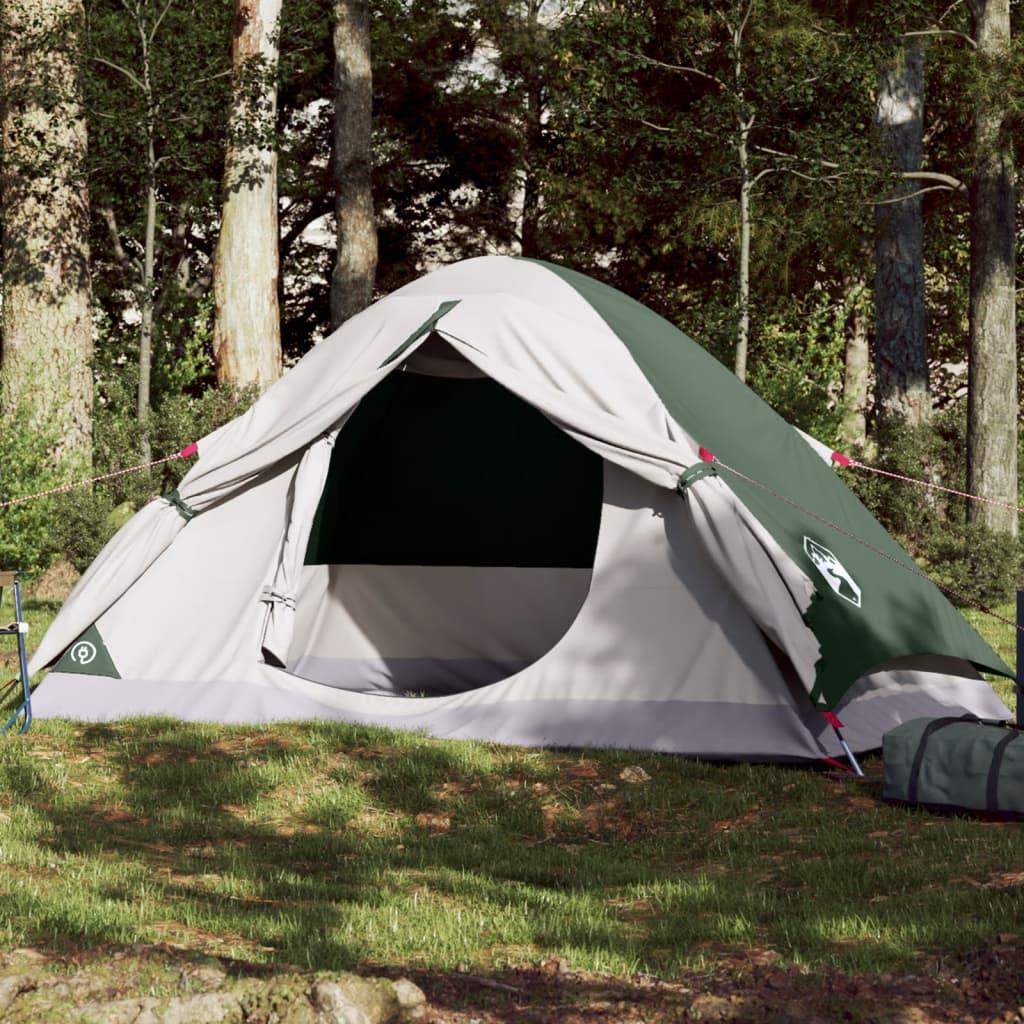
[28, 255, 1010, 757]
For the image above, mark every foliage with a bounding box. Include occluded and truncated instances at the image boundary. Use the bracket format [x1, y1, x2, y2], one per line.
[848, 409, 1023, 607]
[0, 375, 252, 577]
[0, 418, 66, 576]
[82, 0, 234, 390]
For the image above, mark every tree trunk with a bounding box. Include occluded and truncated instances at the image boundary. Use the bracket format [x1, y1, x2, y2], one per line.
[839, 274, 870, 450]
[330, 0, 377, 329]
[735, 127, 752, 383]
[873, 39, 928, 426]
[0, 0, 93, 473]
[519, 82, 543, 258]
[731, 3, 753, 383]
[966, 0, 1017, 537]
[519, 0, 544, 258]
[212, 0, 284, 391]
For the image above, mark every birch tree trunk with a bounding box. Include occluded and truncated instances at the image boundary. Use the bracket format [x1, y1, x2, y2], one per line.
[330, 0, 377, 329]
[730, 2, 754, 383]
[966, 0, 1017, 537]
[873, 39, 928, 426]
[0, 0, 93, 472]
[839, 274, 870, 450]
[212, 0, 284, 390]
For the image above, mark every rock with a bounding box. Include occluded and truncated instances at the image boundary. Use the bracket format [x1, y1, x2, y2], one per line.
[76, 992, 241, 1024]
[30, 559, 81, 602]
[391, 978, 427, 1020]
[0, 974, 35, 1013]
[619, 766, 651, 784]
[687, 993, 735, 1022]
[0, 947, 424, 1024]
[310, 980, 373, 1024]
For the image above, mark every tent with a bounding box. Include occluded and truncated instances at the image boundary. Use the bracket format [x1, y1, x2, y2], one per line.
[29, 255, 1012, 760]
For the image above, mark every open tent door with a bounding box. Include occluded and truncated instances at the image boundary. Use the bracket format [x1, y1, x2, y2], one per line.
[286, 336, 604, 695]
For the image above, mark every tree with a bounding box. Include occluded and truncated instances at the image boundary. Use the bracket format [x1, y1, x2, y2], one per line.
[873, 38, 929, 425]
[212, 0, 283, 390]
[0, 0, 93, 473]
[966, 0, 1017, 537]
[84, 0, 233, 459]
[330, 0, 377, 327]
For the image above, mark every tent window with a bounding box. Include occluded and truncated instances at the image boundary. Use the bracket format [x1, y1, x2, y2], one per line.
[305, 370, 603, 568]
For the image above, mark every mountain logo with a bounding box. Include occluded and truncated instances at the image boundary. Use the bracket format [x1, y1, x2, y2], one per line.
[803, 536, 862, 608]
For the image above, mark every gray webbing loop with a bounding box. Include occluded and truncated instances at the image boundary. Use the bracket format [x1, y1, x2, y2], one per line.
[676, 461, 718, 496]
[164, 488, 197, 522]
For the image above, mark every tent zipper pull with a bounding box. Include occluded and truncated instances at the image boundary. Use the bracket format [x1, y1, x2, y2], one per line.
[822, 711, 864, 777]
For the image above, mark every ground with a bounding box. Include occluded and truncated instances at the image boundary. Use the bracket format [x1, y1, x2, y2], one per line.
[0, 595, 1021, 1022]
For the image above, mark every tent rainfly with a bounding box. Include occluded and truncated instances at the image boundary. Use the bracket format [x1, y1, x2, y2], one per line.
[30, 256, 1012, 760]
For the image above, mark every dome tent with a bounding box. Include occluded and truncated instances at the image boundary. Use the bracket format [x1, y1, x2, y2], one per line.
[30, 255, 1011, 760]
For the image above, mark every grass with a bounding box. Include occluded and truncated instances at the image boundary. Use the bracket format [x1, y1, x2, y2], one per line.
[0, 597, 1020, 982]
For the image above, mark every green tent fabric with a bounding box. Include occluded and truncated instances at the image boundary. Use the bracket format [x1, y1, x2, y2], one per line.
[531, 259, 1010, 707]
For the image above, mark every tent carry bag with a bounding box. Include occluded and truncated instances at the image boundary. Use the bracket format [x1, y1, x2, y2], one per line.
[882, 715, 1024, 814]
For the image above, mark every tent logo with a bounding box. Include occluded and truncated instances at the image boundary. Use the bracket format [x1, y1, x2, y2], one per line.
[803, 537, 862, 608]
[70, 641, 98, 666]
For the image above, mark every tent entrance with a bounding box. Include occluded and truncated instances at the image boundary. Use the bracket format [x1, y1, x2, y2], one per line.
[288, 340, 603, 696]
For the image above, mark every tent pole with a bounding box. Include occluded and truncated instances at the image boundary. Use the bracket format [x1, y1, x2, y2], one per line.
[1016, 588, 1023, 729]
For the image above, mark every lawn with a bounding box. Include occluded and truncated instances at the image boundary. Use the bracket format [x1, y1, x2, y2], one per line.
[0, 596, 1022, 1021]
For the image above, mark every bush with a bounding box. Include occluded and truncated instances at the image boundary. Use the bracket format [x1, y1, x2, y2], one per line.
[0, 415, 67, 576]
[1, 386, 254, 578]
[848, 407, 1023, 608]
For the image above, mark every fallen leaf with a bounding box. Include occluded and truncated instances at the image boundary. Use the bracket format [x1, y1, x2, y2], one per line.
[414, 812, 452, 834]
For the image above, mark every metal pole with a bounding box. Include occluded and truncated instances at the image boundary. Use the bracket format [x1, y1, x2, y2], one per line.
[1017, 588, 1023, 728]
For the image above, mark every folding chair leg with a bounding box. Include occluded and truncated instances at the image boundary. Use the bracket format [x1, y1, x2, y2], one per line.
[1, 575, 32, 735]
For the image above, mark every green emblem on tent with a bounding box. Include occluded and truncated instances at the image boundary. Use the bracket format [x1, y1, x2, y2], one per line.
[54, 624, 121, 678]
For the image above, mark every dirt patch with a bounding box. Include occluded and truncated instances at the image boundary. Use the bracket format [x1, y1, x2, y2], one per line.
[372, 935, 1024, 1024]
[29, 560, 80, 603]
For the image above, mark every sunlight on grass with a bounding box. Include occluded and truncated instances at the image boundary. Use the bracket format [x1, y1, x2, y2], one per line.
[0, 597, 1022, 979]
[0, 717, 1022, 979]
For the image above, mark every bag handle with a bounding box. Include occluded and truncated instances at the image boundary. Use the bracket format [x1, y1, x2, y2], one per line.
[907, 715, 980, 804]
[986, 730, 1021, 811]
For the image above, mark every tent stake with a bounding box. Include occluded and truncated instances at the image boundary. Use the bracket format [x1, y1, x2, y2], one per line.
[822, 711, 864, 777]
[833, 728, 864, 777]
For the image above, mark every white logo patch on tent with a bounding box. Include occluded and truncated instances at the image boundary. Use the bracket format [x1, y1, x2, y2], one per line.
[71, 641, 97, 666]
[803, 537, 862, 608]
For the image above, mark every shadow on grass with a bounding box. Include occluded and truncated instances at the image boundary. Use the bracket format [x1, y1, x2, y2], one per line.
[0, 717, 1018, 978]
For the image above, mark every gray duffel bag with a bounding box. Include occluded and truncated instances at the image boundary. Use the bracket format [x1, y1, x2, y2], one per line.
[882, 714, 1024, 814]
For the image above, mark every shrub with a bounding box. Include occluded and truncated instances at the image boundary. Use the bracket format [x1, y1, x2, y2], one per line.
[1, 385, 255, 577]
[848, 407, 1023, 608]
[0, 415, 67, 576]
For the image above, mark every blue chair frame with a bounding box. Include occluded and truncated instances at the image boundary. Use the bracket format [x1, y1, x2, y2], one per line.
[0, 571, 32, 734]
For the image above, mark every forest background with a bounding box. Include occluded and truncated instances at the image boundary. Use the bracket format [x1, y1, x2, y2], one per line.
[1, 0, 1022, 610]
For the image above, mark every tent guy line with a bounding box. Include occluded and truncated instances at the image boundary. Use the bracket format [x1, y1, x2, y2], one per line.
[0, 443, 199, 511]
[708, 454, 1024, 636]
[832, 450, 1024, 516]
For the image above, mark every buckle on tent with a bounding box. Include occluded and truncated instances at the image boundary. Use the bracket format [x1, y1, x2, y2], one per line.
[260, 587, 295, 610]
[676, 461, 718, 496]
[163, 488, 197, 522]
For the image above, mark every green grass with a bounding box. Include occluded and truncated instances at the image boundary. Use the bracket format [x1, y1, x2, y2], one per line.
[0, 597, 1020, 980]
